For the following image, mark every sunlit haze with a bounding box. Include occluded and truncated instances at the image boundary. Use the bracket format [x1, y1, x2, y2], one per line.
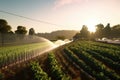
[85, 18, 99, 32]
[0, 0, 120, 33]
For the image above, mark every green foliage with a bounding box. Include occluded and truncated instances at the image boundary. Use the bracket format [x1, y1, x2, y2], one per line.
[73, 33, 80, 40]
[47, 53, 71, 80]
[0, 19, 7, 26]
[79, 25, 90, 39]
[30, 61, 51, 80]
[0, 19, 12, 46]
[103, 23, 111, 38]
[95, 23, 120, 39]
[0, 42, 50, 68]
[64, 48, 109, 80]
[64, 40, 120, 80]
[15, 26, 27, 35]
[111, 24, 120, 38]
[0, 19, 12, 33]
[73, 25, 90, 40]
[29, 28, 35, 35]
[95, 23, 104, 38]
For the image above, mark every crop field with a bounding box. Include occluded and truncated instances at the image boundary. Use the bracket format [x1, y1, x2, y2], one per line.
[0, 40, 120, 80]
[31, 40, 120, 80]
[0, 42, 55, 68]
[62, 40, 120, 80]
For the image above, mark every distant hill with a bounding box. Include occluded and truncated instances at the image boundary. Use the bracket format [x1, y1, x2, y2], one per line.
[36, 30, 79, 40]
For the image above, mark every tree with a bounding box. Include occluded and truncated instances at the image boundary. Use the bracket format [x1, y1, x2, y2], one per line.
[79, 25, 90, 39]
[103, 23, 111, 38]
[73, 33, 80, 40]
[29, 28, 35, 35]
[15, 26, 27, 35]
[89, 32, 95, 40]
[0, 19, 11, 33]
[111, 24, 120, 38]
[0, 19, 12, 46]
[8, 31, 14, 34]
[0, 19, 7, 28]
[95, 24, 104, 39]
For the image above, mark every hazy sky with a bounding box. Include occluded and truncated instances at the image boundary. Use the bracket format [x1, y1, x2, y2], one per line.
[0, 0, 120, 33]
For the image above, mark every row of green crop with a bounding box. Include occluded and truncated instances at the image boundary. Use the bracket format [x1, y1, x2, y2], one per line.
[70, 48, 120, 80]
[30, 61, 51, 80]
[64, 48, 109, 80]
[79, 41, 120, 63]
[47, 53, 71, 80]
[64, 41, 120, 80]
[69, 42, 120, 71]
[0, 42, 51, 68]
[75, 41, 120, 63]
[87, 50, 120, 71]
[91, 48, 120, 63]
[90, 41, 120, 51]
[29, 53, 71, 80]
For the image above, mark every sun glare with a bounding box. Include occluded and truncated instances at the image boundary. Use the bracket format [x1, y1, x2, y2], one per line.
[85, 19, 97, 32]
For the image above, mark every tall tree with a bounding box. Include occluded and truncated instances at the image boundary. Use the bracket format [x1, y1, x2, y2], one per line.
[95, 23, 104, 39]
[103, 23, 111, 38]
[0, 19, 12, 46]
[0, 19, 11, 33]
[73, 33, 80, 40]
[111, 24, 120, 38]
[79, 25, 90, 39]
[29, 28, 35, 35]
[15, 26, 27, 35]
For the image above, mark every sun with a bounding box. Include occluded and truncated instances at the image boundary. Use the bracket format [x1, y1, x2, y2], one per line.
[85, 19, 98, 32]
[88, 24, 96, 32]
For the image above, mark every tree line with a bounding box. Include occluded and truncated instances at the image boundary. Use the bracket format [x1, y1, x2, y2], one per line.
[0, 19, 36, 46]
[0, 19, 120, 42]
[0, 19, 35, 35]
[73, 23, 120, 40]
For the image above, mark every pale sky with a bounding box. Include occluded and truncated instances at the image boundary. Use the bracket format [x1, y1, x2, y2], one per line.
[0, 0, 120, 33]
